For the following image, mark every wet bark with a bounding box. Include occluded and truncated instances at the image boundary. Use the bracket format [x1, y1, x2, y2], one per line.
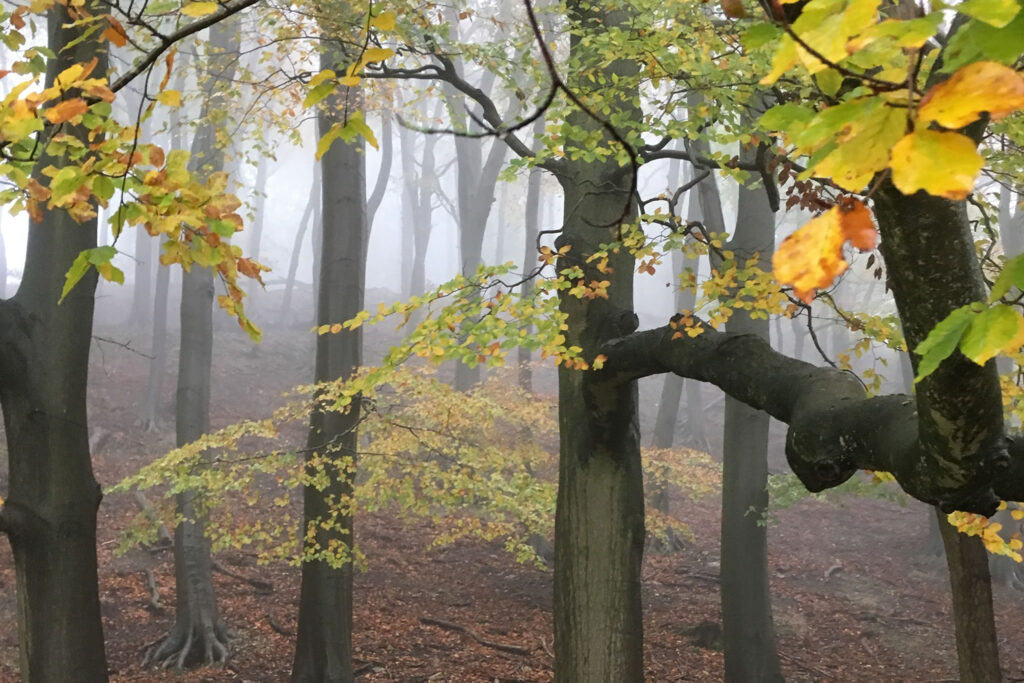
[0, 4, 109, 679]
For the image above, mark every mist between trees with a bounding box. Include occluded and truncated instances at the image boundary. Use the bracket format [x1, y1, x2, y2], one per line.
[0, 0, 1021, 681]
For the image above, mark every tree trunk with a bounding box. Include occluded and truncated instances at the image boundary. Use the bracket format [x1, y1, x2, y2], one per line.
[517, 116, 545, 392]
[936, 506, 1002, 682]
[280, 164, 320, 325]
[874, 179, 1005, 680]
[365, 111, 393, 264]
[131, 222, 154, 326]
[291, 76, 365, 683]
[0, 5, 109, 680]
[140, 237, 171, 430]
[718, 142, 783, 683]
[147, 22, 238, 668]
[553, 3, 645, 680]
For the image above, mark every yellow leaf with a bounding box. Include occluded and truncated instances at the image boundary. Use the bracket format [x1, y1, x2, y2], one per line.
[181, 1, 218, 16]
[889, 129, 983, 199]
[918, 61, 1024, 129]
[811, 99, 905, 192]
[156, 89, 181, 107]
[760, 35, 797, 85]
[308, 69, 335, 87]
[370, 10, 396, 31]
[44, 97, 88, 124]
[359, 47, 394, 65]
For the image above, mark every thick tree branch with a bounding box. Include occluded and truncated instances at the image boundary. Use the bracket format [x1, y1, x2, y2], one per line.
[593, 319, 1020, 513]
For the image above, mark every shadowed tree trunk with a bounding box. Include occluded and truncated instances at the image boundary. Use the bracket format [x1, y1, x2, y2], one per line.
[290, 60, 366, 683]
[553, 3, 645, 679]
[0, 4, 109, 679]
[0, 216, 7, 299]
[145, 22, 237, 669]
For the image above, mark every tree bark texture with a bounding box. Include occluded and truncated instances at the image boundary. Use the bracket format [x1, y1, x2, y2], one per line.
[290, 66, 366, 683]
[0, 4, 109, 680]
[553, 3, 645, 680]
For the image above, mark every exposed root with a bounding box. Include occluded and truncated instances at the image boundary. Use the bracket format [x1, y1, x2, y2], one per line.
[143, 612, 230, 670]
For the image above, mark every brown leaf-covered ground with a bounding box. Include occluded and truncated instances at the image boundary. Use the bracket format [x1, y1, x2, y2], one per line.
[0, 302, 1022, 682]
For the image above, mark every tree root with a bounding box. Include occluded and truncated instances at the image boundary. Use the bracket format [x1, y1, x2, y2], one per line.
[143, 612, 230, 670]
[419, 616, 530, 656]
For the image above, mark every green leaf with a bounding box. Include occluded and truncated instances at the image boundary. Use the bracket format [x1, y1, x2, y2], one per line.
[914, 304, 974, 382]
[959, 304, 1024, 365]
[303, 81, 336, 109]
[989, 253, 1024, 301]
[815, 69, 843, 97]
[943, 13, 1024, 71]
[956, 0, 1021, 27]
[742, 22, 781, 49]
[60, 250, 91, 303]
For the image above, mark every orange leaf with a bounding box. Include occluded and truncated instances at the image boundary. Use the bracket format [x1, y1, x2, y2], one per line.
[918, 61, 1024, 129]
[159, 48, 176, 92]
[836, 197, 877, 250]
[773, 205, 863, 303]
[44, 98, 89, 124]
[103, 15, 128, 47]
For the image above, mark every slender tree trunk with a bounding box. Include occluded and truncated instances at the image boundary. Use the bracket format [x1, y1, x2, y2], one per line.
[554, 4, 645, 680]
[399, 117, 416, 298]
[280, 164, 321, 325]
[131, 220, 154, 325]
[718, 141, 783, 683]
[517, 116, 545, 392]
[140, 237, 171, 430]
[291, 74, 365, 683]
[0, 4, 108, 679]
[250, 159, 269, 263]
[364, 111, 393, 263]
[146, 22, 237, 668]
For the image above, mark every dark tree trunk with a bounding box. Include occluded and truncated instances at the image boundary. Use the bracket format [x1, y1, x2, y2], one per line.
[874, 183, 1004, 680]
[517, 116, 545, 392]
[0, 216, 8, 299]
[280, 164, 320, 325]
[147, 22, 238, 668]
[291, 77, 365, 683]
[717, 142, 783, 683]
[553, 3, 645, 680]
[0, 5, 109, 680]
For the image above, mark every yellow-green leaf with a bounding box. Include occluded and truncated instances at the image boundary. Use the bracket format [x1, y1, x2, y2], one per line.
[181, 1, 218, 16]
[959, 304, 1024, 365]
[918, 61, 1024, 128]
[156, 89, 181, 107]
[957, 0, 1021, 27]
[370, 10, 396, 31]
[889, 129, 983, 199]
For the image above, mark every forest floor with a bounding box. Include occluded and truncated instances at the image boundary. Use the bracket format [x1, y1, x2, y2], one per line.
[0, 303, 1022, 682]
